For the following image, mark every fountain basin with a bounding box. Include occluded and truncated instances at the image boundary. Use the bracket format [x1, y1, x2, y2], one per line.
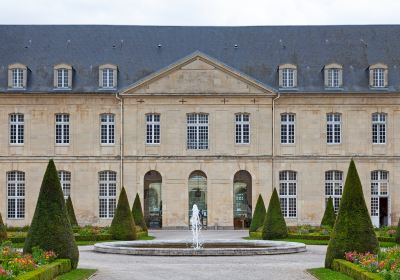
[94, 239, 306, 256]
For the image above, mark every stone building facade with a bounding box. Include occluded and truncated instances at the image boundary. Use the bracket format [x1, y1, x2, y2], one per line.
[0, 25, 399, 229]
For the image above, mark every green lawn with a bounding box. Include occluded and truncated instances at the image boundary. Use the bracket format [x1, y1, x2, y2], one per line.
[56, 269, 97, 280]
[307, 268, 352, 280]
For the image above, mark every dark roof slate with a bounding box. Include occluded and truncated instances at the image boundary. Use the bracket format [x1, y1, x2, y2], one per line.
[0, 25, 400, 93]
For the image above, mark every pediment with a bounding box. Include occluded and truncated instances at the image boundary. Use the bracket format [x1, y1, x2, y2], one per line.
[121, 52, 275, 95]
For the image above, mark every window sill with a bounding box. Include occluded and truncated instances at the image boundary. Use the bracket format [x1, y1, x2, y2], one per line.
[369, 87, 388, 91]
[280, 143, 296, 146]
[100, 144, 115, 147]
[7, 88, 26, 91]
[6, 218, 25, 220]
[9, 144, 24, 147]
[55, 144, 70, 147]
[327, 143, 342, 145]
[324, 87, 344, 91]
[372, 143, 387, 145]
[279, 87, 298, 92]
[98, 87, 117, 91]
[53, 88, 72, 91]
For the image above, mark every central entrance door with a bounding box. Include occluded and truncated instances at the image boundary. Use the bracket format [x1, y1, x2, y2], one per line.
[188, 171, 207, 228]
[233, 170, 252, 229]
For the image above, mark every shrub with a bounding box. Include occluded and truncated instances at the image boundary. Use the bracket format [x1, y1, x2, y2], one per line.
[110, 187, 137, 240]
[249, 194, 266, 233]
[262, 188, 288, 240]
[325, 159, 379, 268]
[23, 159, 79, 269]
[396, 218, 400, 244]
[132, 193, 147, 232]
[65, 196, 78, 228]
[0, 213, 7, 242]
[321, 196, 336, 228]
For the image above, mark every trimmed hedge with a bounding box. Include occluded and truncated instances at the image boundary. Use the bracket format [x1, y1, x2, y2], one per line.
[262, 188, 288, 240]
[332, 259, 383, 280]
[396, 217, 400, 244]
[132, 193, 147, 232]
[15, 259, 71, 280]
[249, 194, 266, 233]
[0, 212, 7, 242]
[110, 187, 137, 240]
[321, 196, 336, 228]
[66, 196, 79, 228]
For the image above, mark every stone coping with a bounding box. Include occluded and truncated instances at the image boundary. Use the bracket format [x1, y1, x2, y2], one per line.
[94, 239, 306, 256]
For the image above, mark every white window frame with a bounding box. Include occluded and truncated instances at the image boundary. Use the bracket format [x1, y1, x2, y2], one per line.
[282, 68, 295, 88]
[281, 113, 295, 144]
[57, 68, 69, 88]
[55, 114, 70, 145]
[100, 114, 115, 145]
[325, 170, 343, 213]
[372, 68, 385, 88]
[99, 171, 117, 218]
[12, 68, 24, 88]
[327, 113, 341, 144]
[372, 113, 386, 144]
[9, 113, 24, 145]
[187, 113, 209, 150]
[7, 171, 25, 219]
[371, 170, 389, 217]
[327, 68, 340, 88]
[146, 114, 160, 144]
[279, 171, 297, 218]
[58, 170, 71, 199]
[235, 113, 250, 144]
[102, 68, 115, 88]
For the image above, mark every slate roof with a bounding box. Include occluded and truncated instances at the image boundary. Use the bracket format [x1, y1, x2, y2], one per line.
[0, 25, 400, 93]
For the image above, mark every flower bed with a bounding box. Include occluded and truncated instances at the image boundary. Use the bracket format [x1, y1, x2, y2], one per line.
[0, 241, 69, 280]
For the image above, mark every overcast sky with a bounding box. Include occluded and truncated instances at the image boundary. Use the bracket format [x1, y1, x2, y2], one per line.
[2, 0, 400, 25]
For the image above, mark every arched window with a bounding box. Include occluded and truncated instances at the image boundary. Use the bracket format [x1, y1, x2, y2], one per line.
[233, 170, 252, 228]
[58, 170, 71, 199]
[279, 171, 297, 218]
[144, 170, 162, 228]
[99, 171, 117, 218]
[188, 171, 207, 226]
[7, 171, 25, 219]
[325, 170, 343, 212]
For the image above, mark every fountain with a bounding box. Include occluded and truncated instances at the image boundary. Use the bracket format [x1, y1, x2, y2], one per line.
[190, 204, 202, 249]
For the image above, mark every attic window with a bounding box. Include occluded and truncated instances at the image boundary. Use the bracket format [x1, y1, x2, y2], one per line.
[8, 63, 27, 89]
[279, 64, 297, 88]
[54, 64, 73, 89]
[324, 63, 343, 88]
[99, 64, 117, 89]
[369, 64, 388, 88]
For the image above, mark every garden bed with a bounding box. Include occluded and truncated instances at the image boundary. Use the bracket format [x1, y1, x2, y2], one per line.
[332, 259, 383, 280]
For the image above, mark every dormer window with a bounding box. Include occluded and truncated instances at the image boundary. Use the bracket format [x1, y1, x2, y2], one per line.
[8, 63, 27, 89]
[279, 64, 297, 88]
[54, 64, 72, 89]
[369, 64, 388, 88]
[99, 64, 117, 89]
[324, 63, 343, 88]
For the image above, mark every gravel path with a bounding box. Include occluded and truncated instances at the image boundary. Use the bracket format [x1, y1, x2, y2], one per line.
[79, 230, 325, 280]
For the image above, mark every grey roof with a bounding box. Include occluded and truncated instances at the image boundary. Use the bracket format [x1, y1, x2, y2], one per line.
[1, 25, 400, 93]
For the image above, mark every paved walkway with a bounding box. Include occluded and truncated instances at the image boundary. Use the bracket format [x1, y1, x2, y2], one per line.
[79, 230, 325, 280]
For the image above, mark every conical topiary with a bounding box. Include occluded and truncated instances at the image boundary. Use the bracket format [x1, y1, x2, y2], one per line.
[395, 217, 400, 244]
[132, 193, 147, 232]
[325, 159, 379, 268]
[262, 188, 288, 240]
[110, 187, 137, 240]
[24, 160, 79, 268]
[321, 196, 336, 228]
[66, 196, 79, 228]
[0, 212, 7, 242]
[249, 194, 266, 233]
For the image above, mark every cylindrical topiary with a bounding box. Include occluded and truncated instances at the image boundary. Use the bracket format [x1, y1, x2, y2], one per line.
[0, 212, 7, 242]
[24, 159, 79, 268]
[66, 196, 79, 228]
[395, 217, 400, 244]
[110, 187, 137, 240]
[262, 188, 288, 240]
[249, 194, 266, 233]
[132, 193, 147, 232]
[325, 159, 379, 268]
[321, 196, 336, 228]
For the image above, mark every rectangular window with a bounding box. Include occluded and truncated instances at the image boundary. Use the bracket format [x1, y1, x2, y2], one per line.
[55, 114, 70, 144]
[327, 113, 341, 144]
[7, 171, 25, 219]
[102, 69, 114, 88]
[371, 170, 389, 217]
[57, 69, 69, 88]
[281, 114, 295, 144]
[282, 68, 294, 88]
[99, 171, 117, 218]
[279, 171, 297, 218]
[146, 114, 160, 144]
[100, 114, 115, 144]
[9, 113, 24, 144]
[58, 171, 71, 199]
[187, 113, 208, 150]
[372, 113, 386, 144]
[325, 170, 343, 213]
[372, 68, 385, 88]
[12, 69, 24, 88]
[327, 68, 340, 88]
[235, 114, 250, 144]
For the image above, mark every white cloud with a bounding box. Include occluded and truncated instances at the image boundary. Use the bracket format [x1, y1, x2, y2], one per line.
[1, 0, 399, 25]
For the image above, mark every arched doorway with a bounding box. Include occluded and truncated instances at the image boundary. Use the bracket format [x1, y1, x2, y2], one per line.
[144, 170, 162, 228]
[233, 170, 252, 229]
[188, 171, 207, 228]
